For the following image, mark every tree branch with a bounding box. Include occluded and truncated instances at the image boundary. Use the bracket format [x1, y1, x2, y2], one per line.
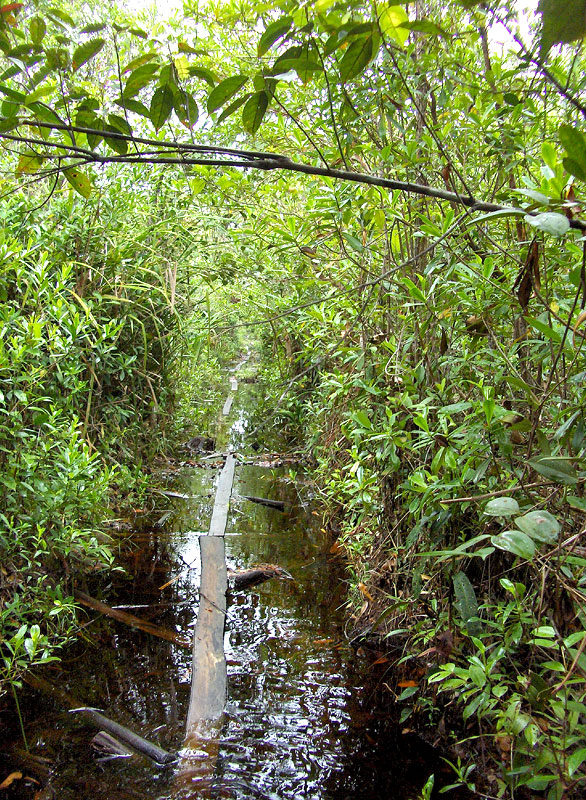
[3, 120, 586, 231]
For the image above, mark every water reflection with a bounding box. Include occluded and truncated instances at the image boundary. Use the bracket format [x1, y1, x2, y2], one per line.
[0, 375, 457, 800]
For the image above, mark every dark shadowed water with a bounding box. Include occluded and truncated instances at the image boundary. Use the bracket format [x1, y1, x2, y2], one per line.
[0, 373, 460, 800]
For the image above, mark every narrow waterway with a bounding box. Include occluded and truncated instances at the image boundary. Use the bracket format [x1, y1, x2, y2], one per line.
[0, 368, 458, 800]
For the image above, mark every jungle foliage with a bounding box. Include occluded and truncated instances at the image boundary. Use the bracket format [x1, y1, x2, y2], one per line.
[2, 0, 586, 797]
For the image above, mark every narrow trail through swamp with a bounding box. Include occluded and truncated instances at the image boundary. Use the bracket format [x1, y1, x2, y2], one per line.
[0, 355, 465, 800]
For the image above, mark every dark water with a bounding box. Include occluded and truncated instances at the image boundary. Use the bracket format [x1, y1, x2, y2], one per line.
[0, 373, 456, 800]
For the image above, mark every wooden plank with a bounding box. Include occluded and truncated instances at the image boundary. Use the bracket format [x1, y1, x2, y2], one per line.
[208, 454, 235, 537]
[184, 453, 235, 738]
[185, 536, 227, 732]
[222, 394, 234, 416]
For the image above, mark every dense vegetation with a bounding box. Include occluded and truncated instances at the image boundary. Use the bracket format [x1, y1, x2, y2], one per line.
[2, 0, 586, 796]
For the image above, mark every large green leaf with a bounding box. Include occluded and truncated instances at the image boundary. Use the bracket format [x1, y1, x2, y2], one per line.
[515, 511, 560, 544]
[115, 97, 150, 118]
[491, 530, 536, 560]
[207, 75, 249, 114]
[484, 497, 520, 517]
[538, 0, 586, 58]
[338, 33, 378, 82]
[29, 16, 46, 46]
[188, 66, 216, 86]
[217, 93, 249, 123]
[378, 5, 409, 46]
[529, 455, 578, 484]
[271, 56, 322, 82]
[104, 114, 131, 154]
[258, 16, 292, 57]
[150, 85, 173, 131]
[525, 212, 570, 237]
[123, 53, 158, 73]
[525, 316, 562, 343]
[242, 90, 269, 134]
[559, 123, 586, 180]
[64, 166, 92, 198]
[123, 63, 160, 99]
[72, 38, 105, 71]
[453, 571, 480, 634]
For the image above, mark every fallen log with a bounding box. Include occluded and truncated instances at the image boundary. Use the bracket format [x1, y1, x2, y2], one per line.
[91, 731, 136, 758]
[228, 564, 294, 591]
[25, 674, 175, 765]
[239, 494, 285, 511]
[75, 591, 190, 649]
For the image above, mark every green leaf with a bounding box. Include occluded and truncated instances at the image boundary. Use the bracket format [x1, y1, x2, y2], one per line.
[525, 315, 561, 343]
[103, 115, 130, 154]
[467, 208, 526, 227]
[123, 63, 160, 99]
[217, 93, 249, 123]
[563, 156, 586, 181]
[513, 188, 550, 205]
[529, 456, 578, 484]
[123, 53, 157, 73]
[115, 97, 150, 118]
[379, 5, 409, 46]
[107, 113, 131, 136]
[559, 122, 586, 159]
[80, 22, 106, 34]
[173, 89, 199, 127]
[150, 85, 173, 131]
[103, 126, 127, 154]
[207, 75, 249, 113]
[343, 233, 364, 253]
[515, 510, 560, 543]
[401, 276, 425, 303]
[271, 56, 322, 83]
[353, 410, 372, 429]
[491, 530, 536, 560]
[16, 152, 44, 173]
[541, 141, 558, 169]
[48, 7, 75, 27]
[525, 212, 570, 237]
[188, 66, 216, 86]
[568, 495, 586, 512]
[339, 33, 378, 82]
[72, 38, 105, 71]
[64, 167, 92, 198]
[453, 571, 480, 633]
[242, 90, 269, 134]
[568, 747, 586, 777]
[400, 19, 448, 38]
[484, 497, 520, 517]
[258, 16, 293, 57]
[559, 123, 586, 179]
[29, 16, 46, 46]
[538, 0, 586, 58]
